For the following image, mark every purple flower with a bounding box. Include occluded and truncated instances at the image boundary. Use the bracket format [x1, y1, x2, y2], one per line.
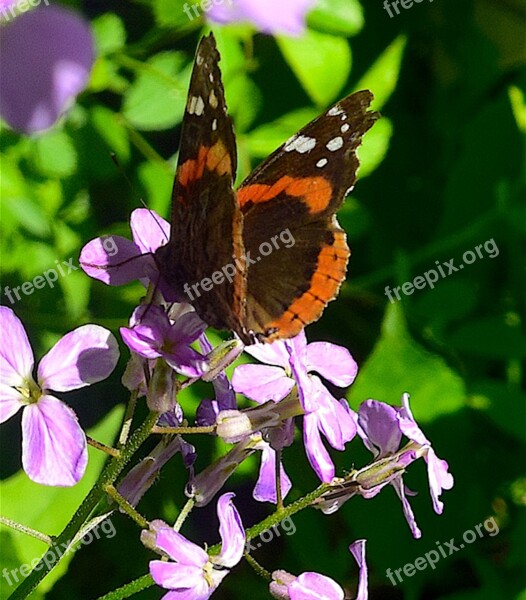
[270, 540, 368, 600]
[233, 331, 358, 482]
[120, 305, 208, 378]
[319, 394, 454, 539]
[80, 208, 169, 287]
[150, 492, 245, 600]
[206, 0, 317, 36]
[0, 4, 94, 134]
[0, 307, 119, 486]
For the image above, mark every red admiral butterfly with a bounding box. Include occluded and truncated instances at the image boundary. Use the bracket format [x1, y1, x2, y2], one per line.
[155, 33, 378, 345]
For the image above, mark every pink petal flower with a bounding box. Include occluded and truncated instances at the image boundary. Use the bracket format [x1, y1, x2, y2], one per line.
[130, 208, 170, 253]
[254, 442, 292, 503]
[0, 306, 34, 385]
[216, 492, 245, 568]
[155, 527, 208, 567]
[0, 6, 94, 133]
[206, 0, 317, 36]
[349, 540, 368, 600]
[0, 384, 24, 423]
[306, 341, 358, 387]
[22, 395, 87, 486]
[232, 364, 294, 403]
[289, 572, 344, 600]
[244, 341, 291, 368]
[38, 325, 119, 392]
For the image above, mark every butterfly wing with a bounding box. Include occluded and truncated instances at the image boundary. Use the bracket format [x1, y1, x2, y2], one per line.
[156, 33, 246, 336]
[238, 91, 378, 342]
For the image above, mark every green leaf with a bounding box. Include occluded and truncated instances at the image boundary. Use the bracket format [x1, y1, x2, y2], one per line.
[356, 115, 392, 178]
[244, 107, 318, 159]
[137, 160, 174, 218]
[92, 13, 127, 55]
[354, 34, 407, 110]
[90, 106, 130, 162]
[0, 406, 123, 597]
[277, 30, 352, 106]
[152, 0, 199, 28]
[122, 52, 190, 131]
[308, 0, 364, 37]
[348, 302, 466, 422]
[33, 131, 78, 178]
[0, 197, 51, 239]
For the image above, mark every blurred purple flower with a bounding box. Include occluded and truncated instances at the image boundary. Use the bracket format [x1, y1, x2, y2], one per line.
[80, 208, 169, 287]
[233, 331, 358, 482]
[120, 305, 208, 378]
[270, 540, 368, 600]
[150, 492, 245, 600]
[206, 0, 317, 36]
[0, 306, 119, 486]
[0, 4, 94, 134]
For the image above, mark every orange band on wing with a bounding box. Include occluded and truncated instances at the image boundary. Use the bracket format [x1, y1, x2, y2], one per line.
[178, 142, 233, 190]
[262, 231, 349, 342]
[238, 176, 333, 214]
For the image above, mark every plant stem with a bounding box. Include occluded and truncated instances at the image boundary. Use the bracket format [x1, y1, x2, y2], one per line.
[104, 485, 148, 529]
[87, 436, 120, 457]
[0, 516, 52, 545]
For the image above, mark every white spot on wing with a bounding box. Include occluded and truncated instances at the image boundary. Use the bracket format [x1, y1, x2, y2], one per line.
[341, 123, 350, 133]
[284, 134, 317, 154]
[316, 158, 328, 168]
[188, 95, 205, 116]
[212, 118, 218, 131]
[328, 105, 343, 116]
[209, 89, 218, 109]
[196, 54, 204, 66]
[326, 136, 344, 152]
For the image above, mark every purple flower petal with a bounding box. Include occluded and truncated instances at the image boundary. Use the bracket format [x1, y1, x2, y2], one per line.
[244, 340, 291, 368]
[130, 208, 170, 254]
[306, 342, 358, 387]
[155, 527, 208, 567]
[391, 477, 422, 539]
[169, 311, 208, 345]
[0, 6, 94, 133]
[425, 448, 454, 514]
[0, 384, 24, 423]
[21, 394, 87, 486]
[232, 364, 294, 403]
[349, 540, 368, 600]
[358, 400, 402, 458]
[150, 560, 207, 591]
[0, 306, 34, 385]
[289, 572, 344, 600]
[254, 442, 292, 503]
[216, 493, 245, 568]
[80, 235, 156, 286]
[165, 345, 208, 378]
[38, 325, 119, 391]
[303, 412, 335, 482]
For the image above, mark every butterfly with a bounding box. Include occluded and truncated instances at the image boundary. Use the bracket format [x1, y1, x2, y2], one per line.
[155, 33, 378, 345]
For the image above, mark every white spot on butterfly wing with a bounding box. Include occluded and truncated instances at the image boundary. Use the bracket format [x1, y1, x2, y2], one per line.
[328, 105, 343, 116]
[196, 54, 204, 66]
[341, 123, 350, 133]
[212, 118, 218, 131]
[188, 95, 205, 116]
[209, 90, 219, 109]
[326, 136, 344, 152]
[284, 135, 317, 154]
[316, 158, 328, 168]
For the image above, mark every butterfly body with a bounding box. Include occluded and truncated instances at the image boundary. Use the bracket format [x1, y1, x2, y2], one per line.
[155, 33, 378, 345]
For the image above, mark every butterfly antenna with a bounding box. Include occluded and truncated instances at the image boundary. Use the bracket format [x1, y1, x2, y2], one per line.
[109, 152, 169, 243]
